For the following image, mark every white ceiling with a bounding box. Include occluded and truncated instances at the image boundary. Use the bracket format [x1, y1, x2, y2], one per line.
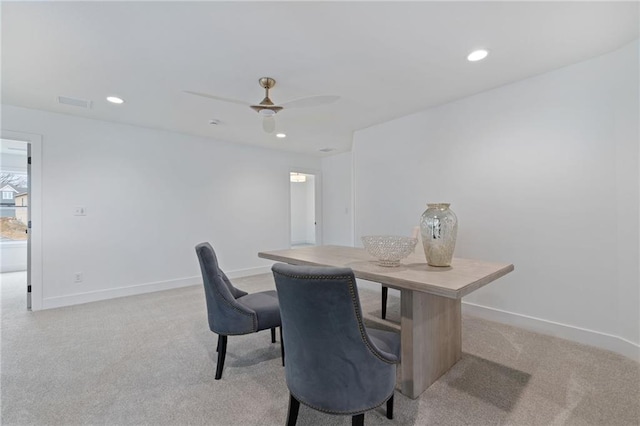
[2, 2, 638, 156]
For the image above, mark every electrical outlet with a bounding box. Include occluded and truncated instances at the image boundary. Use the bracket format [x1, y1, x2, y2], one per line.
[74, 206, 86, 216]
[74, 272, 83, 283]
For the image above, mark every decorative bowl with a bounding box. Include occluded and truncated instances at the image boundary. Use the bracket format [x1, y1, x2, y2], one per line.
[361, 235, 418, 267]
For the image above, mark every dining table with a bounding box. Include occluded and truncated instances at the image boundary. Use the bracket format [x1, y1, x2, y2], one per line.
[258, 244, 514, 399]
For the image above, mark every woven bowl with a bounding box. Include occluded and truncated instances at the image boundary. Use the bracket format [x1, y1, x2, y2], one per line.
[361, 235, 418, 267]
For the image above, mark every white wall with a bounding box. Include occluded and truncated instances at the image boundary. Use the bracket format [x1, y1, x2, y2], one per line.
[352, 41, 639, 359]
[1, 105, 320, 309]
[321, 151, 354, 246]
[0, 241, 27, 272]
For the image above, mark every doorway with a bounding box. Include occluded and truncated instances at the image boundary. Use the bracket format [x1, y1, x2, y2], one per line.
[1, 130, 41, 310]
[0, 139, 30, 307]
[290, 171, 321, 248]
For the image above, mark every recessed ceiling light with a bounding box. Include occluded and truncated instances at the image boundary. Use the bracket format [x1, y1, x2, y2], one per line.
[106, 96, 124, 104]
[467, 49, 489, 62]
[276, 133, 287, 138]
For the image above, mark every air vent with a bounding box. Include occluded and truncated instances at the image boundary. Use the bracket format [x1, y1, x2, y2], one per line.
[319, 148, 336, 153]
[57, 96, 92, 109]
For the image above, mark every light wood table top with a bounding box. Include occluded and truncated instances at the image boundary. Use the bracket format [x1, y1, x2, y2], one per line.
[258, 245, 514, 299]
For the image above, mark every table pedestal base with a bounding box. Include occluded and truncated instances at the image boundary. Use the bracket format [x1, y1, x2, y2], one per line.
[399, 289, 462, 399]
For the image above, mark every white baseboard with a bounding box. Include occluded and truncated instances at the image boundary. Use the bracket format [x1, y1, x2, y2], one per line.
[225, 266, 272, 279]
[39, 270, 640, 362]
[40, 266, 274, 310]
[42, 276, 202, 309]
[355, 279, 639, 362]
[462, 301, 640, 362]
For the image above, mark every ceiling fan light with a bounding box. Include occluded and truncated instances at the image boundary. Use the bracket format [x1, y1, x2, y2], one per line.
[259, 109, 276, 117]
[262, 116, 276, 133]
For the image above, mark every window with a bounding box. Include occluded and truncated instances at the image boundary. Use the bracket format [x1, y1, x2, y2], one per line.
[0, 156, 29, 243]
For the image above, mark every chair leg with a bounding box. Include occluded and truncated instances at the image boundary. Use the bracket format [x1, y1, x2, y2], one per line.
[271, 327, 276, 343]
[381, 286, 388, 319]
[216, 336, 221, 352]
[352, 413, 364, 426]
[280, 326, 285, 366]
[215, 335, 227, 380]
[286, 393, 300, 426]
[386, 394, 394, 419]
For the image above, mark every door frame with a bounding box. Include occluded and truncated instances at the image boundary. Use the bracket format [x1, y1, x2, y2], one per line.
[1, 129, 42, 311]
[288, 168, 322, 247]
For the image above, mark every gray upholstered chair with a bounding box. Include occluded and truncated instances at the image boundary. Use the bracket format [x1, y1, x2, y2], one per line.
[195, 242, 283, 380]
[272, 263, 400, 426]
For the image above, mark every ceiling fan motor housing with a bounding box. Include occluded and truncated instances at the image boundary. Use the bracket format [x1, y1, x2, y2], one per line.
[250, 77, 284, 116]
[251, 104, 282, 116]
[258, 77, 276, 89]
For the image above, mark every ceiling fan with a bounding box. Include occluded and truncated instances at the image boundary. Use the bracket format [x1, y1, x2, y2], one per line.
[185, 77, 340, 134]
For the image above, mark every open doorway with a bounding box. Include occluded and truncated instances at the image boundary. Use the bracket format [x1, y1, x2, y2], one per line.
[1, 130, 41, 311]
[290, 171, 321, 248]
[0, 138, 30, 308]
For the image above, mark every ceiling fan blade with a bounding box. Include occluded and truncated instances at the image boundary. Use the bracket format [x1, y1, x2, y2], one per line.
[183, 90, 250, 106]
[281, 95, 340, 109]
[262, 116, 276, 134]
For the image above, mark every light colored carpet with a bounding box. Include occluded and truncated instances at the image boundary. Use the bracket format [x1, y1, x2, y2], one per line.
[1, 271, 639, 425]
